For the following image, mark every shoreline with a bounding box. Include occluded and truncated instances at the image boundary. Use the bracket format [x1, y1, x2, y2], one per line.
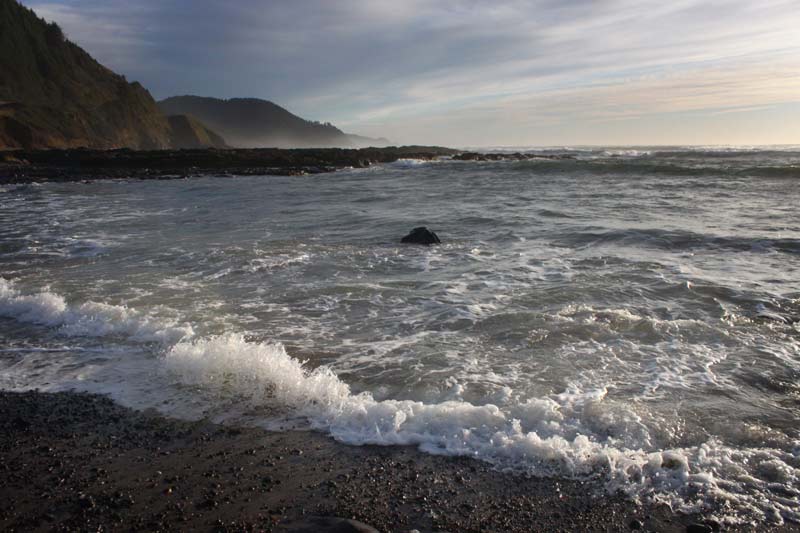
[0, 146, 459, 184]
[0, 147, 578, 184]
[1, 390, 792, 532]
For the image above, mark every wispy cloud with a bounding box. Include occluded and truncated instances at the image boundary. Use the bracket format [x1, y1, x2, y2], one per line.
[26, 0, 800, 145]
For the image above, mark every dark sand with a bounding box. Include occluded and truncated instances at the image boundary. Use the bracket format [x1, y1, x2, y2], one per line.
[0, 391, 795, 532]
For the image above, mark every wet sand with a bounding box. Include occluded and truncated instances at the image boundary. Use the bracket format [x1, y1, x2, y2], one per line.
[0, 391, 795, 532]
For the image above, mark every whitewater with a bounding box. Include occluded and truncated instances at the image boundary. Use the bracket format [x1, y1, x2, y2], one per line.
[1, 147, 799, 525]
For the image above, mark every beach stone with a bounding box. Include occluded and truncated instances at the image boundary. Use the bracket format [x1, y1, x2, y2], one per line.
[401, 226, 441, 245]
[276, 516, 379, 533]
[11, 416, 30, 430]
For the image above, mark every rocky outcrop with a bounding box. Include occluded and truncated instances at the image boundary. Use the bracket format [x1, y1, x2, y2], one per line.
[0, 0, 229, 151]
[0, 146, 460, 182]
[401, 227, 441, 245]
[0, 0, 178, 150]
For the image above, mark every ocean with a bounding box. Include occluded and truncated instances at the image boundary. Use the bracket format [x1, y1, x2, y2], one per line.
[1, 146, 799, 525]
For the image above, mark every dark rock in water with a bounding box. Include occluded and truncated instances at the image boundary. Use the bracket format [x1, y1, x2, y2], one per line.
[276, 516, 379, 533]
[401, 226, 441, 245]
[453, 151, 483, 161]
[452, 151, 576, 162]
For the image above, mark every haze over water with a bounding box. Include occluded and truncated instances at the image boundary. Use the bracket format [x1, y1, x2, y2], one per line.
[1, 147, 799, 524]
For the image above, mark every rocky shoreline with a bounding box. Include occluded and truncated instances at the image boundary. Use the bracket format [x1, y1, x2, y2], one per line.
[1, 390, 794, 532]
[0, 147, 582, 184]
[0, 147, 459, 183]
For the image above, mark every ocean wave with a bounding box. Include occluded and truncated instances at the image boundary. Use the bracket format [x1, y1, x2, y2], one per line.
[651, 148, 800, 159]
[507, 158, 800, 178]
[0, 277, 192, 343]
[2, 277, 799, 524]
[555, 228, 800, 255]
[59, 237, 111, 258]
[537, 208, 576, 219]
[600, 149, 654, 157]
[746, 165, 800, 178]
[388, 158, 434, 169]
[164, 333, 799, 525]
[472, 146, 800, 157]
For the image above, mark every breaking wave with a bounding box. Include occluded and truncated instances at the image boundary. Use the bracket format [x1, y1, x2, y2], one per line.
[388, 158, 437, 169]
[164, 333, 800, 525]
[1, 277, 798, 524]
[0, 277, 192, 343]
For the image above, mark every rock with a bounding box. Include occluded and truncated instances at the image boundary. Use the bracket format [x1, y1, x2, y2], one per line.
[451, 151, 577, 162]
[629, 518, 643, 529]
[453, 152, 483, 161]
[401, 227, 441, 245]
[276, 516, 379, 533]
[77, 494, 96, 510]
[686, 524, 713, 533]
[11, 416, 30, 431]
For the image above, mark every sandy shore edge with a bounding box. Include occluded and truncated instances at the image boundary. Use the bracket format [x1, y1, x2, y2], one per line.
[0, 390, 793, 532]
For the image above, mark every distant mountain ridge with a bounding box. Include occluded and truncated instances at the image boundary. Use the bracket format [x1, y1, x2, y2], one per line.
[158, 96, 389, 149]
[166, 115, 228, 150]
[0, 0, 225, 150]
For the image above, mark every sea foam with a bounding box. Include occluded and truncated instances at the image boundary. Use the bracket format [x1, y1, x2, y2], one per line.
[164, 333, 799, 525]
[2, 277, 798, 524]
[388, 158, 434, 169]
[0, 277, 192, 343]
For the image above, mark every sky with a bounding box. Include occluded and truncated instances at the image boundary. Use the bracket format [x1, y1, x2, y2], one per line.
[26, 0, 800, 146]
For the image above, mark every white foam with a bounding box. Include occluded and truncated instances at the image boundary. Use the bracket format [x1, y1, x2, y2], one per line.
[246, 252, 311, 272]
[600, 149, 653, 158]
[164, 333, 799, 525]
[2, 279, 797, 524]
[0, 277, 192, 343]
[389, 158, 432, 169]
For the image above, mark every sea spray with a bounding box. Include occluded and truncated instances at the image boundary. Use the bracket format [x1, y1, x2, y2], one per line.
[0, 280, 797, 524]
[164, 333, 798, 525]
[0, 277, 192, 343]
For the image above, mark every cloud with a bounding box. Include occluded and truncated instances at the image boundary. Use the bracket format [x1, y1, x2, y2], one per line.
[25, 0, 800, 145]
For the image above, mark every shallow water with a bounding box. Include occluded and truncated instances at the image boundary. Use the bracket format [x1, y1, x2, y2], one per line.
[1, 147, 799, 524]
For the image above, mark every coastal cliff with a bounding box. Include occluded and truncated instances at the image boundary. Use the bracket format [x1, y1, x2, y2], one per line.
[0, 0, 226, 150]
